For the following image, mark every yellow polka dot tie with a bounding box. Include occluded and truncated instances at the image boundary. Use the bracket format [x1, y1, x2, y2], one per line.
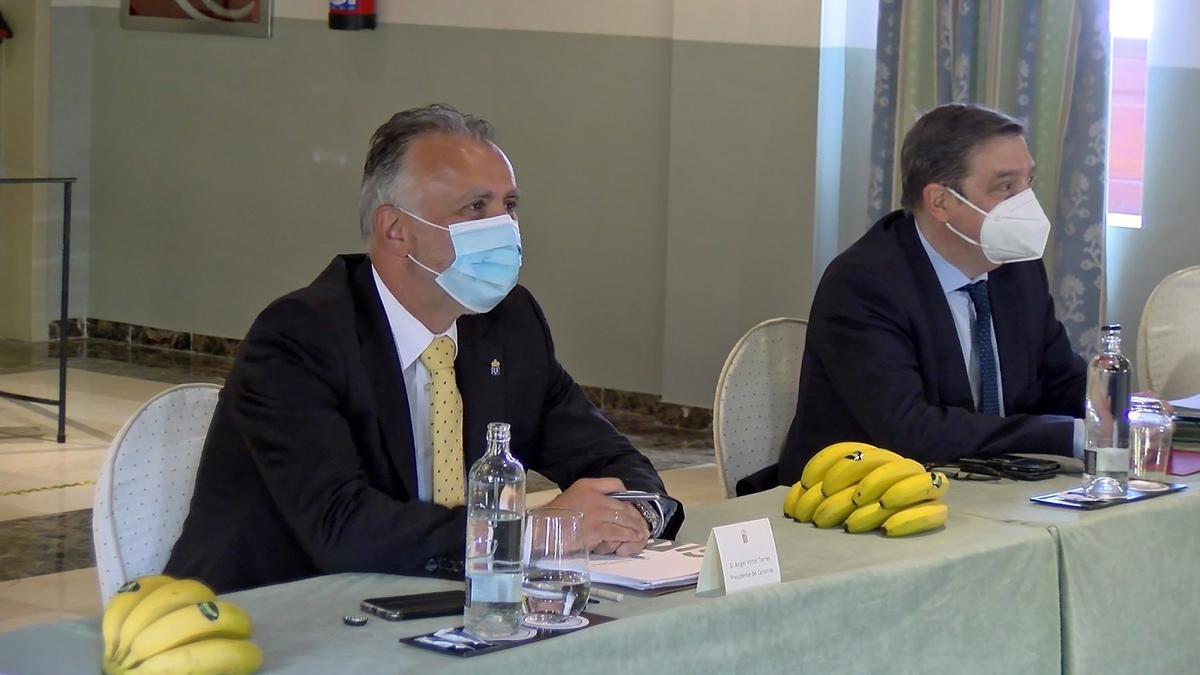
[419, 336, 464, 506]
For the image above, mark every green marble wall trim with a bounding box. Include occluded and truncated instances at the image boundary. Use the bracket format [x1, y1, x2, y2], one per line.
[45, 318, 716, 428]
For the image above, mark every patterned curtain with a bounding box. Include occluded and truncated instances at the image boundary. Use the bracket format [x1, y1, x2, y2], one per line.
[868, 0, 1110, 355]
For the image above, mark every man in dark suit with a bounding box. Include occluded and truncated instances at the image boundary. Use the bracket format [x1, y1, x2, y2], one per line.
[778, 104, 1087, 483]
[167, 105, 681, 593]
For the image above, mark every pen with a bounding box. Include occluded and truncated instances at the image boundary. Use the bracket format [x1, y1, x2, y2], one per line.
[590, 587, 625, 603]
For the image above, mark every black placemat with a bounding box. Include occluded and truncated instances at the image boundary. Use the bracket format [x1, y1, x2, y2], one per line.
[400, 613, 615, 658]
[1031, 482, 1187, 510]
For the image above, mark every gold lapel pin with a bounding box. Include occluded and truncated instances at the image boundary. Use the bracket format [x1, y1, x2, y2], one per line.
[490, 359, 501, 376]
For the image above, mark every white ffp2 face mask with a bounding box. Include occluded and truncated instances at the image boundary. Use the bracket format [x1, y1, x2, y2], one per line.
[944, 187, 1051, 264]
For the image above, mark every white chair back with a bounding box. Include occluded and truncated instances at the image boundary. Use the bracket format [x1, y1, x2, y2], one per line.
[93, 383, 221, 601]
[713, 318, 807, 498]
[1137, 266, 1200, 399]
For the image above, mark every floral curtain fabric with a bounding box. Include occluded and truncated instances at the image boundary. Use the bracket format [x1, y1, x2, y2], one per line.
[868, 0, 1110, 354]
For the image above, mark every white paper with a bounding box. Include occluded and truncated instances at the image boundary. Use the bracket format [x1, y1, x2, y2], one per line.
[1169, 393, 1200, 413]
[588, 540, 705, 590]
[696, 518, 781, 596]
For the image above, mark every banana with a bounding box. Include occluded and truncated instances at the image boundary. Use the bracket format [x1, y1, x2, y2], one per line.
[811, 485, 857, 528]
[102, 575, 176, 662]
[800, 441, 877, 489]
[122, 602, 253, 669]
[782, 481, 806, 518]
[842, 502, 900, 533]
[880, 471, 950, 510]
[124, 638, 262, 675]
[790, 480, 826, 522]
[821, 447, 904, 496]
[853, 459, 926, 506]
[116, 579, 217, 663]
[881, 502, 949, 537]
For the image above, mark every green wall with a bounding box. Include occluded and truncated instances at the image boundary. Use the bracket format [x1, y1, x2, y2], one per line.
[47, 3, 92, 324]
[48, 6, 823, 405]
[661, 40, 819, 405]
[84, 12, 673, 395]
[0, 1, 50, 341]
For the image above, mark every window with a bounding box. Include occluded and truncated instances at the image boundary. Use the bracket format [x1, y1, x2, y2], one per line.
[1107, 0, 1153, 228]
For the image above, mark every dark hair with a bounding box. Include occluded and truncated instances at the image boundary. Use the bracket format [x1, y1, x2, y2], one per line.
[359, 104, 495, 238]
[899, 104, 1024, 211]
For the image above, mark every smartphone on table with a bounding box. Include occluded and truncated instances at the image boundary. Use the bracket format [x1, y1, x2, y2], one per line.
[360, 590, 465, 621]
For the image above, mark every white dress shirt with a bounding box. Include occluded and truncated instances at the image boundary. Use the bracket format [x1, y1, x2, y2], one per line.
[372, 265, 459, 502]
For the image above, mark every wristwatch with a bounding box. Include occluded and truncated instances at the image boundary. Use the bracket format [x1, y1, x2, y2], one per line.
[607, 490, 676, 538]
[629, 499, 665, 538]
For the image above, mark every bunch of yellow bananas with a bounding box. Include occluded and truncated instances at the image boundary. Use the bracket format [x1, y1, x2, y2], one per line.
[101, 575, 262, 675]
[782, 442, 949, 536]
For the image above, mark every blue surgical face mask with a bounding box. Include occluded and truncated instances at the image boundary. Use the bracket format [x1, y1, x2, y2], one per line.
[399, 207, 523, 313]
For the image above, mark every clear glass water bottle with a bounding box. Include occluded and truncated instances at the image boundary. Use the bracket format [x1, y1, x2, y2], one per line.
[463, 422, 525, 639]
[1083, 324, 1132, 499]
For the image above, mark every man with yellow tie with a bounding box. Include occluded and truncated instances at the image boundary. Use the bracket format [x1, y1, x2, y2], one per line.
[166, 105, 682, 593]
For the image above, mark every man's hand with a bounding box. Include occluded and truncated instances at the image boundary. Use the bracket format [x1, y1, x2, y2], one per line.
[546, 478, 650, 556]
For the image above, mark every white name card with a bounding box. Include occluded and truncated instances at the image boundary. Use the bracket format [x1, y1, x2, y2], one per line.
[695, 518, 781, 596]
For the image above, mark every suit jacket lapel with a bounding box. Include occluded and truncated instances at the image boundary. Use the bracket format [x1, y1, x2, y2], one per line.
[456, 314, 506, 469]
[351, 259, 420, 498]
[895, 217, 977, 410]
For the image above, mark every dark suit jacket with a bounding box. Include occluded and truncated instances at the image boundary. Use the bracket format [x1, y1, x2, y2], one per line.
[166, 254, 681, 593]
[778, 211, 1086, 484]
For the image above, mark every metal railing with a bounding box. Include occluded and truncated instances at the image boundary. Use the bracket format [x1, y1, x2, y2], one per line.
[0, 176, 77, 443]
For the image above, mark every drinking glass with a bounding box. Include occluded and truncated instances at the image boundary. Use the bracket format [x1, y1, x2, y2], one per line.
[1129, 397, 1175, 485]
[521, 508, 589, 630]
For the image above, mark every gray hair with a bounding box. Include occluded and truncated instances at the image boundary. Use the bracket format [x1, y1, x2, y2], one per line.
[358, 104, 496, 239]
[899, 104, 1024, 211]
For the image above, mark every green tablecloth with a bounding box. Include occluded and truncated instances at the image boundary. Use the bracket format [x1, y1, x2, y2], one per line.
[944, 472, 1200, 675]
[0, 488, 1062, 674]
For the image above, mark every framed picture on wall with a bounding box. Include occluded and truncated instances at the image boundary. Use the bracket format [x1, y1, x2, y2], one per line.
[120, 0, 273, 38]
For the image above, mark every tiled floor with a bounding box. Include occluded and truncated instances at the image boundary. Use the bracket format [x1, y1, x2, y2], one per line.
[0, 339, 722, 633]
[0, 568, 101, 634]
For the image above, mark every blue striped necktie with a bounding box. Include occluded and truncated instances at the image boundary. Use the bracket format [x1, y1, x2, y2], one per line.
[961, 280, 1001, 416]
